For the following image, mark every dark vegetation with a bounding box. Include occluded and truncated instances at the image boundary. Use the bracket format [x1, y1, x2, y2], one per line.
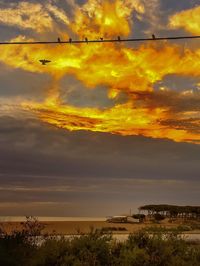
[0, 217, 200, 266]
[100, 227, 127, 232]
[139, 205, 200, 219]
[132, 214, 146, 222]
[152, 213, 165, 222]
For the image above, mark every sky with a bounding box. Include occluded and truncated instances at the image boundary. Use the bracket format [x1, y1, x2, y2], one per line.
[0, 0, 200, 217]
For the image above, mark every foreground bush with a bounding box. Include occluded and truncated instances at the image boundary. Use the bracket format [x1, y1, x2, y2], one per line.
[0, 219, 200, 266]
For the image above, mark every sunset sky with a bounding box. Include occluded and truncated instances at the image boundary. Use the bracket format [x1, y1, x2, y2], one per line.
[0, 0, 200, 217]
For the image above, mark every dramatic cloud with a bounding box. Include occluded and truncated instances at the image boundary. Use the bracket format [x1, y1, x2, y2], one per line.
[141, 0, 162, 34]
[0, 2, 53, 33]
[0, 0, 200, 146]
[0, 115, 200, 215]
[1, 0, 200, 216]
[46, 3, 70, 26]
[169, 5, 200, 35]
[72, 0, 145, 37]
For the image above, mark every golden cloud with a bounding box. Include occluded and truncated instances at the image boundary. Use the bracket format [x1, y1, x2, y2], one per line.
[71, 0, 144, 38]
[0, 2, 53, 33]
[0, 0, 200, 144]
[169, 5, 200, 35]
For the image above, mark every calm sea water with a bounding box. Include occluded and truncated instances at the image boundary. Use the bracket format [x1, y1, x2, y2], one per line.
[0, 216, 106, 222]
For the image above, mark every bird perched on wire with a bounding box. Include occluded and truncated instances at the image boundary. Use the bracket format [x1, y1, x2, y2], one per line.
[58, 37, 61, 43]
[100, 37, 103, 41]
[152, 34, 156, 40]
[85, 37, 88, 44]
[117, 36, 121, 41]
[69, 38, 72, 43]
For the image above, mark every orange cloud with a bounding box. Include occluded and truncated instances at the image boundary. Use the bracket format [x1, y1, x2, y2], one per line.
[169, 5, 200, 35]
[71, 0, 144, 38]
[22, 98, 200, 144]
[0, 1, 200, 144]
[1, 38, 200, 93]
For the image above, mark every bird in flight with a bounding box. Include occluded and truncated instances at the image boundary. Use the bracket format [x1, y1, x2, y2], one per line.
[39, 59, 51, 65]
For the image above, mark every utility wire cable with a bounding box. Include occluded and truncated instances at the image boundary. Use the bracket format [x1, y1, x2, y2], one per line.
[0, 35, 200, 45]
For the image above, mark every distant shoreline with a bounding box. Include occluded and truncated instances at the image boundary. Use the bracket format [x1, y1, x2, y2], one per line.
[0, 216, 106, 222]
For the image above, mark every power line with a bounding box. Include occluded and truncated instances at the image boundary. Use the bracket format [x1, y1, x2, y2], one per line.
[0, 35, 200, 45]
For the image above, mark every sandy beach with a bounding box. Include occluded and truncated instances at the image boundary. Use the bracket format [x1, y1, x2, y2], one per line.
[42, 221, 147, 235]
[2, 219, 199, 235]
[0, 221, 144, 235]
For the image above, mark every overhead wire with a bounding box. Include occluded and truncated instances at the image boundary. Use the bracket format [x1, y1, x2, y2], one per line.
[0, 35, 200, 45]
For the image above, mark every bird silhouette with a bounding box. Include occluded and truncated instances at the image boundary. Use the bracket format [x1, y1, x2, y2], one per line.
[69, 38, 72, 43]
[85, 37, 88, 44]
[152, 34, 156, 40]
[39, 59, 51, 65]
[117, 36, 121, 41]
[100, 37, 103, 41]
[58, 37, 61, 43]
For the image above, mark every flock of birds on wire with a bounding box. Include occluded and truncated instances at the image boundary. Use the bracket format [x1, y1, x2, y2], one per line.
[40, 35, 133, 65]
[38, 34, 200, 65]
[0, 33, 199, 65]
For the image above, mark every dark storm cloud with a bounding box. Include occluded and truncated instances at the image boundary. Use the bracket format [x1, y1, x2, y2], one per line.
[0, 24, 22, 41]
[60, 76, 125, 108]
[132, 88, 200, 113]
[0, 114, 200, 215]
[0, 63, 51, 99]
[1, 115, 200, 182]
[131, 87, 200, 135]
[160, 118, 200, 136]
[155, 75, 200, 93]
[160, 0, 199, 13]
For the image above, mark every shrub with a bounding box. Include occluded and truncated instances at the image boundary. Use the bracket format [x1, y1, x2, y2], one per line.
[0, 219, 200, 266]
[153, 213, 165, 222]
[132, 214, 146, 222]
